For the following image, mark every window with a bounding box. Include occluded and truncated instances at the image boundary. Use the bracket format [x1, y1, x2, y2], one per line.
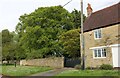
[93, 48, 106, 58]
[94, 29, 102, 39]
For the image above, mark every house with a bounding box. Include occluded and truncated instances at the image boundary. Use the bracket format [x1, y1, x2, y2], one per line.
[83, 2, 120, 68]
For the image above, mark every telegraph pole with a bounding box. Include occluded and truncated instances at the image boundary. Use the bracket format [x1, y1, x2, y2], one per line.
[80, 0, 85, 70]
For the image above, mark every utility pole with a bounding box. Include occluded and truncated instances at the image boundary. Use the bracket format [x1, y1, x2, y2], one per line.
[80, 0, 85, 70]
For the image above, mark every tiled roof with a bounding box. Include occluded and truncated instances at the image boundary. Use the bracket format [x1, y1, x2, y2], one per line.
[83, 2, 120, 32]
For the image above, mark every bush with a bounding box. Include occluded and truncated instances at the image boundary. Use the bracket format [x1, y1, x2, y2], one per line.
[74, 64, 81, 70]
[86, 67, 94, 69]
[99, 64, 113, 70]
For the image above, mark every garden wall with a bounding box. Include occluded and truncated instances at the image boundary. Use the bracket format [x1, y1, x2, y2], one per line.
[20, 57, 64, 68]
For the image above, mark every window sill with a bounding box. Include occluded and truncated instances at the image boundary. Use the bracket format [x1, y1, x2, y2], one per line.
[93, 57, 106, 59]
[94, 38, 102, 40]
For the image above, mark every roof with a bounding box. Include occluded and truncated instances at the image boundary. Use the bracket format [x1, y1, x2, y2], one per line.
[83, 2, 120, 32]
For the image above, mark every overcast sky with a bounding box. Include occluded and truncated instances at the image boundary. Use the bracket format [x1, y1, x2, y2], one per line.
[0, 0, 119, 32]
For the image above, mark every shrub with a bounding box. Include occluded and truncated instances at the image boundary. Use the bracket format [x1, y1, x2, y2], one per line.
[86, 67, 93, 69]
[99, 64, 113, 70]
[74, 64, 81, 70]
[86, 67, 99, 70]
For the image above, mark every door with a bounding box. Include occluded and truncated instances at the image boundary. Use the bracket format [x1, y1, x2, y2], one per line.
[111, 44, 120, 68]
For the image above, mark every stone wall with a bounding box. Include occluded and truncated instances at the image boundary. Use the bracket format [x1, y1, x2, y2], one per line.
[20, 57, 64, 68]
[84, 24, 119, 68]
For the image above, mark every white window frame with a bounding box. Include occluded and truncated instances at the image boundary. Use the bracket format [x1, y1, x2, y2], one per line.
[92, 48, 107, 59]
[94, 29, 102, 39]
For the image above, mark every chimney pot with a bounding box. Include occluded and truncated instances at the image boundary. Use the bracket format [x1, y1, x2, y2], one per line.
[87, 3, 93, 17]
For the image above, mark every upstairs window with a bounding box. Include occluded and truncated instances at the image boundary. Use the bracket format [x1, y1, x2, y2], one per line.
[94, 29, 102, 39]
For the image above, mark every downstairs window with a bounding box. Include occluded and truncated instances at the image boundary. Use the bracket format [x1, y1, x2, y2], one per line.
[93, 48, 106, 58]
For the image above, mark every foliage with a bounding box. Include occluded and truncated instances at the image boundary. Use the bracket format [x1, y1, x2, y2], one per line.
[15, 6, 84, 59]
[86, 67, 93, 69]
[16, 6, 74, 59]
[71, 9, 86, 29]
[74, 64, 81, 70]
[2, 29, 14, 61]
[99, 64, 113, 70]
[59, 29, 80, 58]
[10, 32, 26, 60]
[13, 6, 86, 59]
[0, 32, 2, 47]
[2, 29, 25, 61]
[0, 32, 2, 60]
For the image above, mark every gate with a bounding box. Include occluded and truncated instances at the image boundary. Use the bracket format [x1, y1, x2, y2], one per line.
[64, 57, 81, 67]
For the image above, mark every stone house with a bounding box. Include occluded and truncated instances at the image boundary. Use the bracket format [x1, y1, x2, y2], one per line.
[83, 3, 120, 68]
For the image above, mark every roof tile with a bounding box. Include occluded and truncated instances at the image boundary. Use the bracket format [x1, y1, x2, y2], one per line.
[83, 2, 120, 32]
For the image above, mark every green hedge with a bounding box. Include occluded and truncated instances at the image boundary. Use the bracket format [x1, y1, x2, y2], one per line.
[99, 64, 113, 70]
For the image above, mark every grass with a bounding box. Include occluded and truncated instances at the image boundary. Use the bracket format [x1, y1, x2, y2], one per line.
[0, 65, 52, 76]
[57, 69, 120, 76]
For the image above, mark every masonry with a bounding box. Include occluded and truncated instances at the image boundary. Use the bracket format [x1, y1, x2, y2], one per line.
[20, 57, 64, 68]
[84, 24, 119, 68]
[83, 3, 120, 68]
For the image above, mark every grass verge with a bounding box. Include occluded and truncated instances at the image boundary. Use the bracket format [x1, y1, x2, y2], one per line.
[0, 65, 52, 76]
[57, 69, 120, 76]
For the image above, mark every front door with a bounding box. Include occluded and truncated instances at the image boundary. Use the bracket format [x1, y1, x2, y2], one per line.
[111, 44, 120, 68]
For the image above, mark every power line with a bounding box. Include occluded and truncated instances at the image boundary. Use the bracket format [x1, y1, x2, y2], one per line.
[63, 0, 72, 7]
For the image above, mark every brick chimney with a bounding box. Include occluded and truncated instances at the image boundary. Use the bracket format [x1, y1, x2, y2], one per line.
[87, 3, 93, 17]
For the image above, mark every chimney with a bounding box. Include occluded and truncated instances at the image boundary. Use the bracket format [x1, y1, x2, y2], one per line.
[87, 3, 93, 17]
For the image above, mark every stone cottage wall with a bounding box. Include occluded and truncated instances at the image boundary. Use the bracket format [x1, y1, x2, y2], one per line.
[84, 24, 119, 68]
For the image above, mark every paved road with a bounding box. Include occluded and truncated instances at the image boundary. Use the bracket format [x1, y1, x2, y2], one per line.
[31, 68, 74, 76]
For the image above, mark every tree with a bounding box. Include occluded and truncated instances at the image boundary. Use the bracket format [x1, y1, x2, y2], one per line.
[71, 9, 86, 29]
[15, 6, 86, 59]
[2, 29, 14, 61]
[59, 29, 80, 58]
[11, 32, 26, 60]
[0, 32, 1, 47]
[16, 6, 75, 59]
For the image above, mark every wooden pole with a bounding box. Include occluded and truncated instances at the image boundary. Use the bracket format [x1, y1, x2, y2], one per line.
[80, 0, 85, 70]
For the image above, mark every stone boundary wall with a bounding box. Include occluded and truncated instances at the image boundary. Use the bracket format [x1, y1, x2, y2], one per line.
[20, 57, 64, 68]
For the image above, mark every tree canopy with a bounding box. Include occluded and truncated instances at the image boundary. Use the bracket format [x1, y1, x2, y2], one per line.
[14, 6, 86, 59]
[2, 29, 14, 61]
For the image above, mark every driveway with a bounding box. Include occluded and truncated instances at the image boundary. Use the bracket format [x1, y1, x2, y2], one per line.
[31, 68, 74, 76]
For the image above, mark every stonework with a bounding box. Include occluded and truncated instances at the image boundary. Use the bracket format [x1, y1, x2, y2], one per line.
[20, 57, 64, 68]
[84, 24, 119, 68]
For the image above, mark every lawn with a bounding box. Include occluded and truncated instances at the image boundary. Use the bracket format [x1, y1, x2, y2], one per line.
[57, 69, 120, 76]
[0, 65, 52, 76]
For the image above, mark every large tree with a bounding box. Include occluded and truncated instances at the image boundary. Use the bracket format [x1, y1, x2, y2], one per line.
[16, 6, 75, 58]
[16, 6, 86, 59]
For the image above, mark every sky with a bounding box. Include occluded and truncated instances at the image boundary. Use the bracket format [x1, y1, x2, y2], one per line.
[0, 0, 119, 32]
